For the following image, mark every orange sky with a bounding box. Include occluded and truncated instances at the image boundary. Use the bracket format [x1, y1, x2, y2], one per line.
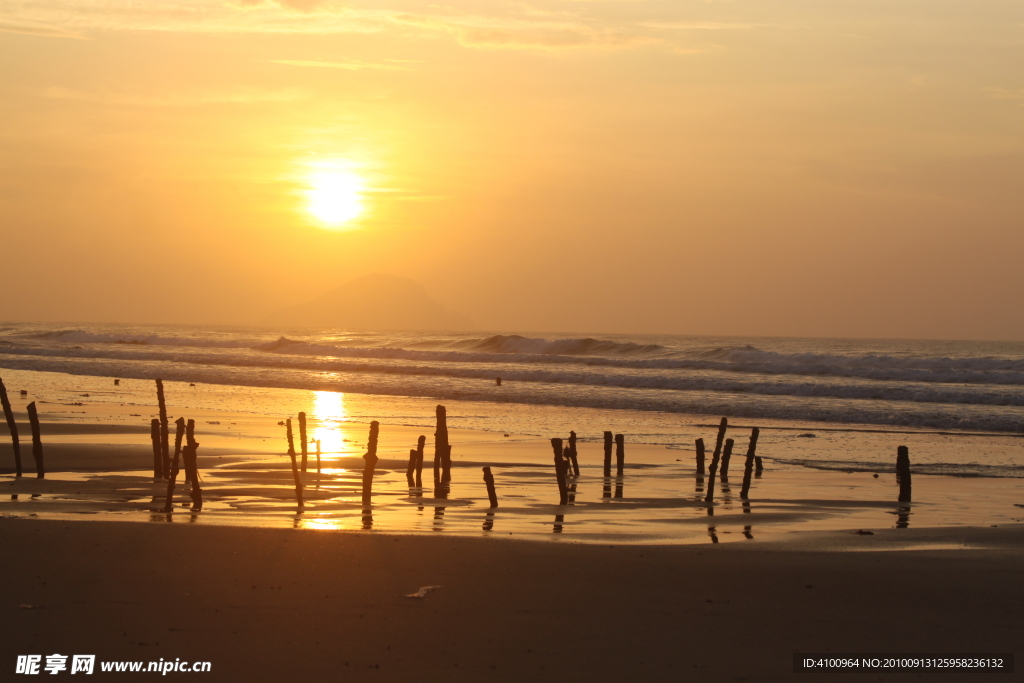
[1, 0, 1022, 339]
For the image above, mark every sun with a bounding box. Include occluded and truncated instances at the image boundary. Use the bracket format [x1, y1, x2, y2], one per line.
[304, 167, 365, 228]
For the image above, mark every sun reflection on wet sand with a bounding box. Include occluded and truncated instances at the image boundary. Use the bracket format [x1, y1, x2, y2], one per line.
[311, 390, 348, 456]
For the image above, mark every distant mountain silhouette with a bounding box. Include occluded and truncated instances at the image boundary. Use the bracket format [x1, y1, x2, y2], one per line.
[265, 273, 472, 331]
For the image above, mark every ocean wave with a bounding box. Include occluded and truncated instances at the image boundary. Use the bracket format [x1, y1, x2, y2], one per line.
[19, 329, 259, 349]
[770, 457, 1024, 479]
[458, 334, 665, 356]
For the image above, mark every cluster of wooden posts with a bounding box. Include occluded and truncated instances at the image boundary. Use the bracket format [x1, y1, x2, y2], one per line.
[696, 417, 764, 505]
[0, 377, 45, 478]
[149, 379, 205, 512]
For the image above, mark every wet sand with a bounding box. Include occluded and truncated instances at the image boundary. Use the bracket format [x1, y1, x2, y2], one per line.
[1, 518, 1021, 682]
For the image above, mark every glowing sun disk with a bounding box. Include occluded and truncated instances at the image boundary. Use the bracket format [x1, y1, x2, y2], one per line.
[305, 169, 364, 226]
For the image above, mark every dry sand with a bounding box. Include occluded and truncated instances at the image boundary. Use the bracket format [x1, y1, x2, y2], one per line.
[1, 518, 1021, 682]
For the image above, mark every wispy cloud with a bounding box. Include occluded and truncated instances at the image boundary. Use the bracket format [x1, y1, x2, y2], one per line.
[40, 86, 306, 106]
[0, 20, 86, 39]
[270, 58, 411, 70]
[638, 21, 761, 31]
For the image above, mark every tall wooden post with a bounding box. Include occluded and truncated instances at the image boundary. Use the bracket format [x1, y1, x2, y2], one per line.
[551, 438, 568, 505]
[362, 421, 380, 505]
[434, 405, 449, 483]
[568, 430, 580, 476]
[415, 435, 426, 487]
[897, 445, 912, 503]
[720, 438, 735, 479]
[155, 379, 170, 479]
[740, 427, 760, 499]
[406, 448, 417, 486]
[602, 431, 613, 477]
[183, 419, 202, 510]
[286, 418, 303, 509]
[483, 466, 498, 508]
[150, 418, 161, 481]
[26, 401, 43, 479]
[615, 433, 625, 476]
[695, 438, 706, 476]
[298, 411, 308, 472]
[0, 378, 22, 477]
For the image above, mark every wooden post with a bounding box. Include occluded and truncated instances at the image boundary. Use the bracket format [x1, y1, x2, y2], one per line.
[0, 378, 22, 477]
[406, 448, 417, 486]
[164, 418, 186, 512]
[711, 417, 728, 466]
[568, 431, 580, 477]
[551, 438, 568, 505]
[720, 438, 735, 479]
[496, 377, 502, 386]
[695, 437, 705, 476]
[483, 466, 498, 508]
[155, 379, 170, 479]
[315, 439, 321, 477]
[362, 421, 380, 504]
[298, 411, 308, 472]
[26, 402, 44, 478]
[897, 445, 912, 503]
[603, 431, 613, 476]
[615, 433, 625, 476]
[755, 456, 764, 476]
[434, 405, 449, 483]
[286, 418, 303, 509]
[415, 435, 425, 487]
[150, 418, 161, 481]
[183, 419, 202, 510]
[740, 427, 760, 499]
[442, 444, 453, 483]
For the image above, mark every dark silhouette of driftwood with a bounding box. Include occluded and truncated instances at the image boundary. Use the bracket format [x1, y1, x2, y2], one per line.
[551, 437, 568, 505]
[362, 421, 380, 504]
[434, 405, 449, 483]
[415, 435, 425, 487]
[615, 433, 625, 476]
[164, 417, 186, 512]
[483, 466, 498, 508]
[298, 411, 308, 472]
[286, 418, 303, 509]
[156, 379, 170, 479]
[150, 418, 161, 481]
[603, 431, 613, 476]
[695, 438, 706, 476]
[183, 419, 202, 510]
[720, 438, 735, 479]
[740, 427, 760, 499]
[0, 378, 22, 477]
[567, 431, 580, 476]
[406, 448, 417, 486]
[711, 417, 728, 466]
[26, 401, 43, 478]
[897, 445, 912, 502]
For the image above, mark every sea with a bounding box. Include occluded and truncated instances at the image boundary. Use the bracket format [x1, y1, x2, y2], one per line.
[2, 323, 1023, 477]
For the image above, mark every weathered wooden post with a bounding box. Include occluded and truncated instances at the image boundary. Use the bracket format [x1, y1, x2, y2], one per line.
[496, 377, 502, 386]
[415, 435, 425, 487]
[755, 456, 764, 476]
[406, 448, 417, 486]
[0, 378, 22, 477]
[740, 427, 760, 499]
[551, 437, 568, 505]
[155, 379, 170, 479]
[897, 445, 912, 502]
[720, 438, 735, 479]
[434, 405, 449, 483]
[183, 419, 203, 510]
[286, 418, 303, 509]
[615, 433, 625, 476]
[711, 417, 728, 466]
[150, 418, 161, 481]
[362, 421, 380, 504]
[298, 411, 308, 472]
[695, 437, 705, 476]
[483, 466, 498, 508]
[164, 417, 186, 512]
[567, 431, 580, 476]
[603, 431, 613, 477]
[26, 402, 44, 479]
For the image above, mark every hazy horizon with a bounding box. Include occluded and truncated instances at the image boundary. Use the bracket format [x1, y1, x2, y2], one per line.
[2, 1, 1022, 340]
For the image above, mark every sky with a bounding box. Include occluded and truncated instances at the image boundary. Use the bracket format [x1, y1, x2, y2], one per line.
[1, 0, 1022, 339]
